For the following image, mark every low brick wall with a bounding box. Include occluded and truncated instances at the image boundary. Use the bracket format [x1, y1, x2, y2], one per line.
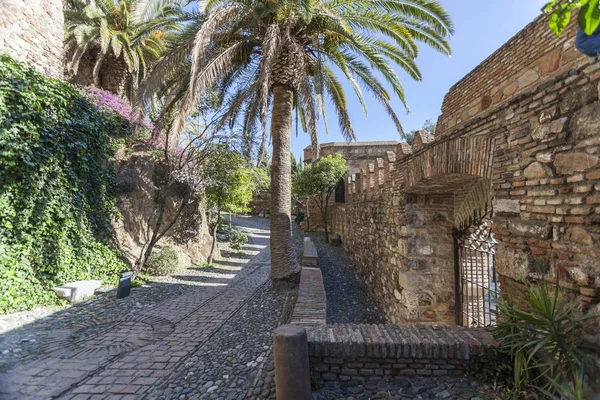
[290, 267, 327, 331]
[307, 324, 497, 382]
[290, 238, 327, 331]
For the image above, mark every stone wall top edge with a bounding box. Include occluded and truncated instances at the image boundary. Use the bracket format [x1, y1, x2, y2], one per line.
[401, 56, 597, 166]
[303, 140, 399, 152]
[443, 12, 548, 97]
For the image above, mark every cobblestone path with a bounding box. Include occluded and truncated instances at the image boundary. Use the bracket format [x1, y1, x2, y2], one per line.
[292, 228, 385, 324]
[0, 217, 274, 400]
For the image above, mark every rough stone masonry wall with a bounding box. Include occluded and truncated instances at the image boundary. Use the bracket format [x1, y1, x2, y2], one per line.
[437, 15, 584, 135]
[304, 141, 398, 176]
[0, 0, 64, 78]
[329, 40, 600, 330]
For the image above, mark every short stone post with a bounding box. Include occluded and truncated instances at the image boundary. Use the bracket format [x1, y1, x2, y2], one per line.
[273, 324, 311, 400]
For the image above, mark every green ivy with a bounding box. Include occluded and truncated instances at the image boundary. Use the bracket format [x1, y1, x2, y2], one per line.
[0, 55, 129, 313]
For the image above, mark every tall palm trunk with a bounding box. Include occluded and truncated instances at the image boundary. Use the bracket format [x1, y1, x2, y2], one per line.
[269, 84, 300, 284]
[103, 55, 129, 96]
[92, 52, 105, 87]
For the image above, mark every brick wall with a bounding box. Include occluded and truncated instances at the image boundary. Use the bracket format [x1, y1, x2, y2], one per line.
[436, 15, 585, 137]
[308, 324, 497, 382]
[328, 56, 600, 331]
[0, 0, 64, 78]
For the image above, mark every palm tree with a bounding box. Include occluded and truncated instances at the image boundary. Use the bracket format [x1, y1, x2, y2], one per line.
[64, 0, 182, 99]
[135, 0, 453, 285]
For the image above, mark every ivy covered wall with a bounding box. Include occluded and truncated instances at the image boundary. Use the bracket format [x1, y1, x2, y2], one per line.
[0, 55, 130, 312]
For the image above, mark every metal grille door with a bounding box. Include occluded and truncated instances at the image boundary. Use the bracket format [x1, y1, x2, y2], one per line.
[454, 221, 500, 327]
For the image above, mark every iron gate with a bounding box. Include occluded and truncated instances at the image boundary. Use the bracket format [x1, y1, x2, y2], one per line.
[453, 220, 499, 327]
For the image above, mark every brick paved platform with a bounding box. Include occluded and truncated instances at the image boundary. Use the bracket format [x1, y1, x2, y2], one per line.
[0, 218, 272, 400]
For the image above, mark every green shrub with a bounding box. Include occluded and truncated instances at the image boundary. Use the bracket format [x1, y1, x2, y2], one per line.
[144, 248, 179, 276]
[230, 229, 248, 251]
[494, 280, 596, 396]
[0, 55, 130, 313]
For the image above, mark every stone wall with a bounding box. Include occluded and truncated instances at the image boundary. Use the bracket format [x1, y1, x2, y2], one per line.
[304, 141, 398, 175]
[112, 147, 216, 268]
[436, 16, 584, 136]
[328, 47, 600, 328]
[0, 0, 64, 78]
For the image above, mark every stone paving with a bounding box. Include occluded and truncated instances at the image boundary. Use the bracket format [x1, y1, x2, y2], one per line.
[292, 229, 385, 324]
[312, 376, 492, 399]
[0, 216, 274, 400]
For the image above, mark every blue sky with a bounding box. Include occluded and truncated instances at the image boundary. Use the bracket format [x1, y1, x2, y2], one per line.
[286, 0, 549, 160]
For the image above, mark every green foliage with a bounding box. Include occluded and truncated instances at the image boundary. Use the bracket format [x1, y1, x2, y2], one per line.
[229, 229, 248, 251]
[137, 0, 454, 145]
[544, 0, 600, 36]
[143, 247, 179, 276]
[204, 145, 255, 214]
[494, 280, 597, 396]
[252, 166, 270, 191]
[293, 154, 347, 198]
[64, 0, 182, 99]
[0, 55, 129, 313]
[467, 348, 514, 393]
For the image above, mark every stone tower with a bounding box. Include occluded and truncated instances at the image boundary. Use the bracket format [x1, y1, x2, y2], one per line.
[0, 0, 65, 78]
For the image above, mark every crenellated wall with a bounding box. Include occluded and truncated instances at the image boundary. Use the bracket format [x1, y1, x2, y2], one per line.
[326, 52, 600, 332]
[0, 0, 64, 78]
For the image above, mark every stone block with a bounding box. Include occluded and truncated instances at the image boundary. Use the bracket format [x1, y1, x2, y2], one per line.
[524, 162, 553, 179]
[53, 280, 101, 303]
[560, 84, 598, 114]
[517, 69, 539, 89]
[564, 227, 593, 246]
[508, 220, 552, 239]
[493, 199, 520, 214]
[554, 153, 598, 175]
[539, 48, 562, 76]
[570, 104, 600, 140]
[328, 234, 342, 246]
[531, 122, 550, 140]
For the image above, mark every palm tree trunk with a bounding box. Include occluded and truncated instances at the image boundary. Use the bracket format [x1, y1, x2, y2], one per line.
[92, 52, 105, 87]
[269, 85, 300, 284]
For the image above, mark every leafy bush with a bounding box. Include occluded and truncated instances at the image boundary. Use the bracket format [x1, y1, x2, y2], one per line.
[0, 55, 130, 313]
[143, 248, 179, 276]
[229, 229, 248, 251]
[494, 280, 596, 397]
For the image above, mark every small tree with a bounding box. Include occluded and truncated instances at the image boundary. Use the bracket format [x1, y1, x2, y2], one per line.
[204, 145, 255, 263]
[293, 154, 347, 242]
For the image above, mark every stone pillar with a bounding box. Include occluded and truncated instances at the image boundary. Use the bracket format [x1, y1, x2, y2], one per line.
[384, 151, 396, 188]
[347, 176, 353, 201]
[368, 163, 375, 200]
[375, 158, 384, 192]
[273, 325, 311, 400]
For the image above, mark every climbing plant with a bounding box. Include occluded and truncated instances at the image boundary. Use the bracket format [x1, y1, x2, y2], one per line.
[0, 55, 130, 313]
[544, 0, 600, 36]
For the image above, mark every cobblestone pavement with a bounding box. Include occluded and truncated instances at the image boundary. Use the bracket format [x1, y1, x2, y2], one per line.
[0, 216, 274, 400]
[147, 284, 295, 400]
[292, 227, 385, 324]
[312, 376, 493, 399]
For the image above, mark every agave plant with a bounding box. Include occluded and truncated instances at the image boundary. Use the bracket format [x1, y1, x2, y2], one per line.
[64, 0, 183, 99]
[134, 0, 453, 284]
[494, 280, 598, 396]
